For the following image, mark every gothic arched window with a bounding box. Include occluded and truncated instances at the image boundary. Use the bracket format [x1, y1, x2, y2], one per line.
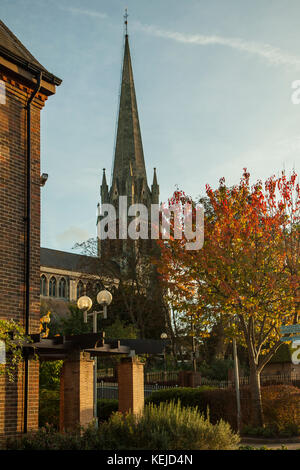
[40, 275, 47, 296]
[86, 282, 93, 298]
[77, 280, 84, 299]
[49, 277, 56, 297]
[95, 282, 101, 295]
[59, 278, 67, 299]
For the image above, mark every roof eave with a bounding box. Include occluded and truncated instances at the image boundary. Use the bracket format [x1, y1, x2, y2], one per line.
[0, 45, 62, 86]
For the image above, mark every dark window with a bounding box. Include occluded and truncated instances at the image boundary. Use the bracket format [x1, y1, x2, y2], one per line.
[59, 278, 67, 298]
[40, 275, 47, 296]
[77, 280, 84, 299]
[86, 282, 93, 298]
[95, 282, 101, 294]
[49, 277, 56, 297]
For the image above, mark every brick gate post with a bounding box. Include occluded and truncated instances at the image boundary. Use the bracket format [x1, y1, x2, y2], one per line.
[59, 350, 94, 432]
[118, 357, 144, 415]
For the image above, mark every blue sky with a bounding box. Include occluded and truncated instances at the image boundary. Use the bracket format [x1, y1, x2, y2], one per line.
[2, 0, 300, 252]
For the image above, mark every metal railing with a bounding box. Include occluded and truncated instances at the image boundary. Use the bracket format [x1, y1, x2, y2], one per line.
[97, 372, 300, 398]
[97, 381, 179, 400]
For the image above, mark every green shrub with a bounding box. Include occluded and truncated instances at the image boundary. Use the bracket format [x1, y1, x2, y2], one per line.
[242, 424, 299, 438]
[147, 385, 300, 434]
[97, 399, 118, 421]
[97, 401, 239, 450]
[8, 401, 239, 450]
[7, 425, 83, 450]
[39, 361, 63, 390]
[198, 358, 235, 381]
[146, 386, 250, 430]
[39, 389, 60, 429]
[145, 386, 215, 408]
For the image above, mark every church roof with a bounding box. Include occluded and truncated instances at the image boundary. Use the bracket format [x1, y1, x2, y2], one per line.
[111, 34, 148, 189]
[40, 247, 98, 274]
[0, 19, 61, 85]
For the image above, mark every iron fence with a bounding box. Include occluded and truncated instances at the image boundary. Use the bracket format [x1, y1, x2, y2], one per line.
[97, 373, 300, 399]
[97, 381, 178, 400]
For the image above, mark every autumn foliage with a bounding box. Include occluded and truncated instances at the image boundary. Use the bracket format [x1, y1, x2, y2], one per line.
[158, 169, 300, 426]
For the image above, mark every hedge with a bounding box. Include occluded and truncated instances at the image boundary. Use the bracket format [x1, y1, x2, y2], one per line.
[146, 384, 300, 433]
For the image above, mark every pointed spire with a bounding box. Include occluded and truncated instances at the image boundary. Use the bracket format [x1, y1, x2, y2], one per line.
[102, 168, 108, 186]
[151, 168, 159, 204]
[100, 168, 109, 203]
[152, 167, 158, 186]
[111, 30, 148, 194]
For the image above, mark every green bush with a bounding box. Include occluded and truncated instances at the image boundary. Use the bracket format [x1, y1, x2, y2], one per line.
[97, 399, 118, 421]
[146, 386, 249, 430]
[145, 386, 215, 408]
[8, 401, 239, 450]
[39, 361, 63, 390]
[198, 359, 234, 381]
[39, 389, 60, 429]
[147, 385, 300, 434]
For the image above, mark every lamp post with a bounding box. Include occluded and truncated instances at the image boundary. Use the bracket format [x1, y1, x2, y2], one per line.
[191, 320, 197, 372]
[160, 332, 168, 378]
[230, 314, 241, 433]
[233, 337, 241, 433]
[77, 289, 113, 427]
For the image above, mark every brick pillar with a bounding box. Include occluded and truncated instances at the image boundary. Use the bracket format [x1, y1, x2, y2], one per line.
[118, 357, 144, 415]
[60, 350, 94, 432]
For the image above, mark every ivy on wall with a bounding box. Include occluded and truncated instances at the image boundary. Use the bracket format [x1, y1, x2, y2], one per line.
[0, 319, 31, 382]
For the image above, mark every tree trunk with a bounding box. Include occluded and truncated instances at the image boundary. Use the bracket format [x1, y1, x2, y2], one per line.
[213, 321, 228, 360]
[249, 363, 264, 427]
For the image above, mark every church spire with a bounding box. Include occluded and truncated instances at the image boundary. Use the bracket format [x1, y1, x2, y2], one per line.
[151, 168, 159, 204]
[111, 25, 148, 196]
[101, 168, 109, 203]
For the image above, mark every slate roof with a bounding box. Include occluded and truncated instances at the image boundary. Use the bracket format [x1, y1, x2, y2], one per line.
[0, 19, 61, 85]
[40, 247, 99, 274]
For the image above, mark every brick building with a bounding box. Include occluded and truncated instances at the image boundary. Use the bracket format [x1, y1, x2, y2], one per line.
[0, 20, 61, 442]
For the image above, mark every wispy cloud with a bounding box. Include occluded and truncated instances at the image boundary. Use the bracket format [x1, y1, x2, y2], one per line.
[134, 22, 300, 69]
[60, 6, 107, 20]
[56, 226, 90, 245]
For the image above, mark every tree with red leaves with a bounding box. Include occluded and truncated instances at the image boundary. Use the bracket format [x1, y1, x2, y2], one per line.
[158, 170, 299, 427]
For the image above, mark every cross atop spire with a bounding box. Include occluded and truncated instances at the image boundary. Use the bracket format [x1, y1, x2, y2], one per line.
[124, 8, 128, 35]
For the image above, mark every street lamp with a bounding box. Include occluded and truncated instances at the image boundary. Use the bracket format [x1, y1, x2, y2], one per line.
[77, 289, 113, 427]
[77, 295, 92, 323]
[97, 290, 113, 320]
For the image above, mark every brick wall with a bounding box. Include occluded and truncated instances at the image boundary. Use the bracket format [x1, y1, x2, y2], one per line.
[0, 70, 47, 444]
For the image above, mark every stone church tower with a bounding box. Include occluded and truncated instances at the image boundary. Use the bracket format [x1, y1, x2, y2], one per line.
[97, 31, 159, 262]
